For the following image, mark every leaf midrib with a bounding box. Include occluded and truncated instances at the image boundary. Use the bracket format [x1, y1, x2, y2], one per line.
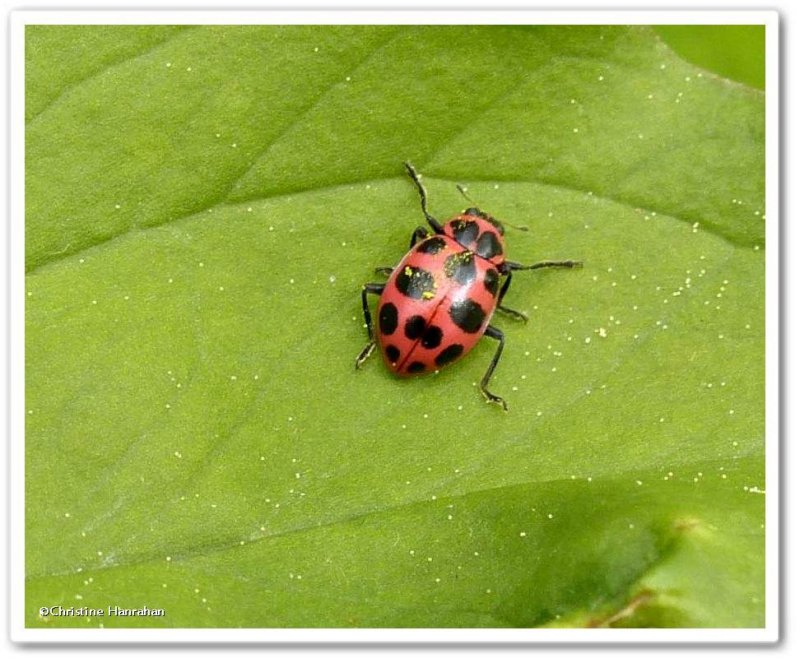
[25, 172, 749, 281]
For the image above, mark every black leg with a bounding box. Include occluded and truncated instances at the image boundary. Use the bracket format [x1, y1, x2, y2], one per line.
[495, 272, 528, 322]
[404, 162, 445, 234]
[505, 259, 582, 271]
[355, 283, 385, 368]
[497, 305, 528, 322]
[480, 325, 508, 411]
[374, 267, 394, 276]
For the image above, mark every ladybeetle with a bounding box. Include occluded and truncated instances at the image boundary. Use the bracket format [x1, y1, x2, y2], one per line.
[356, 162, 581, 410]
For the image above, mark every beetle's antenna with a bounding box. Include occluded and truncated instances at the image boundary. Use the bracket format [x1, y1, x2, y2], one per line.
[404, 162, 444, 234]
[457, 184, 529, 232]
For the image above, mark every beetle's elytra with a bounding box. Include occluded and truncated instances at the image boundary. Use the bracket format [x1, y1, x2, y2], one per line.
[356, 162, 581, 410]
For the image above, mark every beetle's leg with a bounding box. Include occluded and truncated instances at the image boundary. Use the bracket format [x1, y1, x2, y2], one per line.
[404, 162, 445, 234]
[355, 283, 385, 369]
[480, 325, 508, 411]
[374, 267, 394, 276]
[495, 272, 528, 323]
[497, 260, 581, 321]
[505, 259, 583, 271]
[409, 225, 430, 249]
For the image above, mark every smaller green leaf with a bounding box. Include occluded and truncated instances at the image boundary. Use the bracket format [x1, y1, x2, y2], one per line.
[654, 25, 766, 89]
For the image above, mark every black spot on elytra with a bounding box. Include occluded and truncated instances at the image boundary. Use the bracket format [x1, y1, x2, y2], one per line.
[385, 345, 400, 363]
[421, 325, 443, 349]
[404, 315, 426, 340]
[378, 303, 398, 335]
[449, 298, 486, 333]
[484, 268, 500, 296]
[407, 361, 427, 374]
[450, 219, 479, 246]
[443, 251, 477, 286]
[435, 343, 463, 367]
[395, 266, 436, 300]
[417, 236, 446, 254]
[476, 230, 503, 259]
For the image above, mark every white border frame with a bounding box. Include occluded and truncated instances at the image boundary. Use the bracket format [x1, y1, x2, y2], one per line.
[8, 8, 780, 645]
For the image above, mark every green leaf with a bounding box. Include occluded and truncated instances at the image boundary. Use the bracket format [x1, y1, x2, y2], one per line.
[654, 25, 766, 90]
[26, 25, 765, 629]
